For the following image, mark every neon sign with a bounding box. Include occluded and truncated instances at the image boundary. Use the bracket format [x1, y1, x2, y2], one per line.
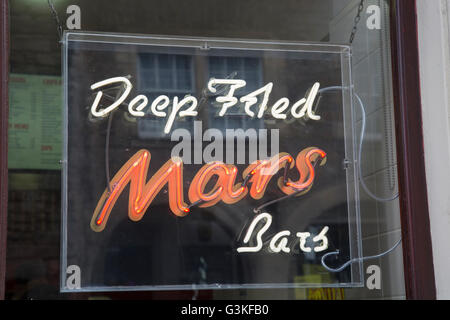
[91, 147, 327, 232]
[63, 32, 362, 291]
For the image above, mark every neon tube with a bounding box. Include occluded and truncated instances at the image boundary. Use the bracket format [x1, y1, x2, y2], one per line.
[279, 147, 327, 195]
[91, 147, 327, 232]
[90, 77, 132, 117]
[90, 150, 189, 232]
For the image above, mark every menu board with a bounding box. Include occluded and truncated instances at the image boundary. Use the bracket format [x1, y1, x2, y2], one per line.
[61, 32, 362, 292]
[8, 74, 62, 170]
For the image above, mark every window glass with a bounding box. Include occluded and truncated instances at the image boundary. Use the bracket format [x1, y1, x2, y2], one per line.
[5, 0, 404, 300]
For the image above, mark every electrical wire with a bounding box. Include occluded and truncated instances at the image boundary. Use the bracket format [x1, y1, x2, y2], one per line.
[321, 238, 402, 273]
[354, 92, 399, 202]
[318, 86, 401, 272]
[318, 86, 399, 202]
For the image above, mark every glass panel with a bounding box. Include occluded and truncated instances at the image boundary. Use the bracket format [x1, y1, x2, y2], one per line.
[61, 33, 360, 291]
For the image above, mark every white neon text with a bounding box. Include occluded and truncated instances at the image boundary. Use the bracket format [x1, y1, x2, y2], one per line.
[90, 77, 132, 117]
[237, 212, 330, 254]
[89, 77, 322, 134]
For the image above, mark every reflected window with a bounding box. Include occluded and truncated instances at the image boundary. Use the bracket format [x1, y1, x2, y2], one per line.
[137, 53, 195, 139]
[208, 56, 264, 131]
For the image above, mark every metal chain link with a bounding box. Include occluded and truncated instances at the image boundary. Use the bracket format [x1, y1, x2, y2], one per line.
[47, 0, 63, 41]
[349, 0, 365, 44]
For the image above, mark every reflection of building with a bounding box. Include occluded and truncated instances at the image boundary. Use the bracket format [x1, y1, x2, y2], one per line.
[136, 53, 265, 139]
[137, 53, 196, 138]
[207, 56, 264, 131]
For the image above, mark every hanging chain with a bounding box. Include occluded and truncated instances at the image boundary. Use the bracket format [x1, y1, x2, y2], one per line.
[47, 0, 63, 41]
[349, 0, 365, 44]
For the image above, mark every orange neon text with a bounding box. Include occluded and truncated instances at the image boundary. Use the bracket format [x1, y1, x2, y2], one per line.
[90, 148, 327, 232]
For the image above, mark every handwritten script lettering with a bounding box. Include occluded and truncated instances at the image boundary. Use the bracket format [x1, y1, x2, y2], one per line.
[89, 77, 322, 134]
[90, 147, 327, 232]
[237, 212, 329, 254]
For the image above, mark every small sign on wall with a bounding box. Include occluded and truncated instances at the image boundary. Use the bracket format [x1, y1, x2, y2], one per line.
[8, 74, 62, 170]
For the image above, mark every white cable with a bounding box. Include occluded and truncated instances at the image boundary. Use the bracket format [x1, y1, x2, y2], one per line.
[318, 86, 399, 202]
[318, 86, 401, 274]
[354, 92, 399, 202]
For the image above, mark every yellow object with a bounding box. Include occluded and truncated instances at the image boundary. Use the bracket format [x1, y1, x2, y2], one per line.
[294, 265, 345, 300]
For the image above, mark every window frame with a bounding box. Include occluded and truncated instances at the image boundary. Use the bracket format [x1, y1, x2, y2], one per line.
[389, 0, 436, 299]
[0, 0, 9, 302]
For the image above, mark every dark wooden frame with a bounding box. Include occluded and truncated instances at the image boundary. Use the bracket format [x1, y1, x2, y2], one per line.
[0, 0, 9, 301]
[0, 0, 438, 300]
[390, 0, 436, 299]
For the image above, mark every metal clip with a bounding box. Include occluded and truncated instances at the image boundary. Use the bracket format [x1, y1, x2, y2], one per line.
[200, 42, 210, 51]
